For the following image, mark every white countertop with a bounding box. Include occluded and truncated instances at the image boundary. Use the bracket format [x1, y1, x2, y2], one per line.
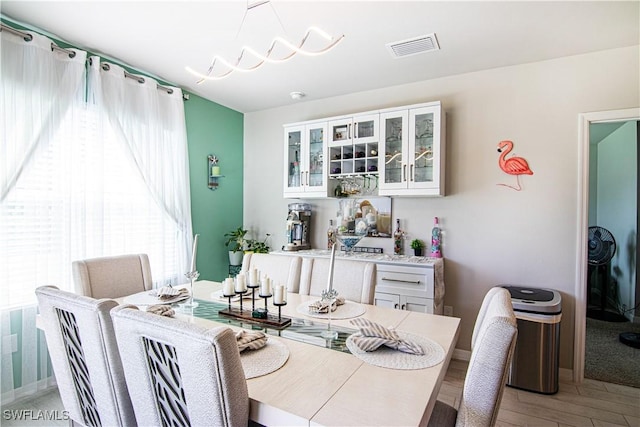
[272, 249, 443, 268]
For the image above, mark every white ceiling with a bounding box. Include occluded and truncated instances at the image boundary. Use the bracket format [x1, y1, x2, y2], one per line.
[2, 1, 638, 113]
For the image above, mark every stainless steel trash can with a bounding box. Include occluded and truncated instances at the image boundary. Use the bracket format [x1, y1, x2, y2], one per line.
[502, 285, 562, 394]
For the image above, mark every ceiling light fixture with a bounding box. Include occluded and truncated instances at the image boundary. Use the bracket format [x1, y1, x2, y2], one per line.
[290, 91, 305, 100]
[186, 1, 344, 82]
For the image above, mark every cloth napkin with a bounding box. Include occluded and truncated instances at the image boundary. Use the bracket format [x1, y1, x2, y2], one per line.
[156, 286, 189, 300]
[147, 305, 175, 317]
[308, 296, 346, 314]
[349, 318, 424, 355]
[236, 330, 268, 352]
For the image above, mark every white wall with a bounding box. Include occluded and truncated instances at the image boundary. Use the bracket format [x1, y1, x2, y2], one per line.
[596, 121, 637, 319]
[244, 46, 639, 368]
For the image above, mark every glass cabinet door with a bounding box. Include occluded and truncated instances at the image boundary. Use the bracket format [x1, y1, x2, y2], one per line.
[409, 105, 441, 190]
[379, 111, 408, 189]
[412, 111, 434, 184]
[329, 118, 352, 146]
[306, 124, 326, 189]
[285, 126, 304, 192]
[353, 114, 379, 143]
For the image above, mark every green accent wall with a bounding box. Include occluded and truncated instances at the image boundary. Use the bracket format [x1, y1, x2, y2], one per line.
[185, 94, 244, 282]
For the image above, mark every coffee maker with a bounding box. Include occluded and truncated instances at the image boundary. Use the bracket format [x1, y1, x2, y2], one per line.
[284, 203, 311, 251]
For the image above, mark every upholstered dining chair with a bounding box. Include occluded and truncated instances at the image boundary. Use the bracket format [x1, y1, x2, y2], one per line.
[425, 287, 517, 427]
[241, 252, 303, 293]
[110, 304, 249, 427]
[72, 253, 152, 299]
[35, 286, 135, 427]
[299, 257, 376, 304]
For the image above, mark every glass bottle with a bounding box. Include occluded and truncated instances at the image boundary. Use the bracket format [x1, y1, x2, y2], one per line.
[393, 219, 404, 255]
[327, 219, 336, 249]
[431, 217, 442, 258]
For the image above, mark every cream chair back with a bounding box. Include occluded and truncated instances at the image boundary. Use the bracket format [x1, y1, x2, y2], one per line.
[425, 287, 517, 427]
[241, 253, 303, 293]
[457, 287, 517, 427]
[299, 257, 376, 304]
[35, 286, 135, 427]
[72, 254, 152, 299]
[110, 305, 249, 427]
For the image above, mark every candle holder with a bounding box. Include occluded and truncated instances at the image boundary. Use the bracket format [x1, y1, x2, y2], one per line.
[179, 270, 200, 310]
[247, 283, 260, 311]
[320, 288, 339, 340]
[219, 291, 291, 329]
[273, 301, 287, 322]
[235, 289, 247, 313]
[259, 293, 272, 312]
[222, 293, 235, 311]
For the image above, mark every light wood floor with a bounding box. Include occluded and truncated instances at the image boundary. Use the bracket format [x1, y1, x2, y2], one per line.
[2, 359, 639, 426]
[440, 360, 640, 427]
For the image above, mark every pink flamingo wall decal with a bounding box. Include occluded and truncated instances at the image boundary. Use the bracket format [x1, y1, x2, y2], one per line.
[497, 140, 533, 191]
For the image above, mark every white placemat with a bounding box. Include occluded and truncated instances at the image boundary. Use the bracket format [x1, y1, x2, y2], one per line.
[123, 289, 189, 306]
[296, 300, 366, 320]
[346, 331, 445, 370]
[240, 338, 290, 379]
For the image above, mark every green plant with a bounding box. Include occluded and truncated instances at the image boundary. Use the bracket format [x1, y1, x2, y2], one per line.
[246, 233, 271, 253]
[224, 226, 248, 253]
[410, 239, 425, 250]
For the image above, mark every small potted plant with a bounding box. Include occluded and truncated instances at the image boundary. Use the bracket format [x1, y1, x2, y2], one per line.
[410, 239, 425, 256]
[224, 226, 248, 265]
[246, 233, 271, 254]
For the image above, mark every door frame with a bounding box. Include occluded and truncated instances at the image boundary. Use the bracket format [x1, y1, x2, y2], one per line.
[574, 107, 640, 383]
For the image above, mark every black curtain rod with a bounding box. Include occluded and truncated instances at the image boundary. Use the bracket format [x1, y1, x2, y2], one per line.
[2, 22, 188, 100]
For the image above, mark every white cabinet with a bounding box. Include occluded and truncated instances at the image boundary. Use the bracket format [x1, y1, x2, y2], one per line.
[374, 263, 441, 314]
[379, 102, 445, 197]
[284, 100, 445, 198]
[373, 293, 432, 313]
[328, 113, 379, 146]
[284, 122, 329, 198]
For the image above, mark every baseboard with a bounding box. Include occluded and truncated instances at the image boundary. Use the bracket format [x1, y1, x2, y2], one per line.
[452, 349, 575, 383]
[452, 348, 471, 361]
[559, 368, 573, 382]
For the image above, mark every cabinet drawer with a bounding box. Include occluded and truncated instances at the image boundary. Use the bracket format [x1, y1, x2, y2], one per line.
[375, 264, 434, 299]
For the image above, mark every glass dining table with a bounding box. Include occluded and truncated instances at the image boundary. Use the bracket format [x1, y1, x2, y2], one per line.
[167, 280, 461, 427]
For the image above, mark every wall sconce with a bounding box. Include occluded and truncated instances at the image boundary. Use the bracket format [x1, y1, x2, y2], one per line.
[208, 154, 224, 190]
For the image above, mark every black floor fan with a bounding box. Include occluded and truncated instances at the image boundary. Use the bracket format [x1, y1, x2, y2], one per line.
[587, 226, 627, 322]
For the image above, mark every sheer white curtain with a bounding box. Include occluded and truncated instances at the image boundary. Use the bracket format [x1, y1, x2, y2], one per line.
[0, 29, 86, 403]
[87, 56, 193, 278]
[0, 31, 86, 202]
[1, 30, 193, 404]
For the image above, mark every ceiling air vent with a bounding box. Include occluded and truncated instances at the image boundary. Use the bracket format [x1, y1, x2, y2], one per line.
[386, 33, 440, 58]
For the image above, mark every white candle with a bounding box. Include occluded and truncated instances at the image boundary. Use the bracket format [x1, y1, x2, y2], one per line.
[250, 268, 258, 286]
[235, 273, 247, 292]
[327, 242, 336, 292]
[273, 284, 286, 304]
[223, 278, 234, 296]
[190, 234, 199, 272]
[260, 279, 271, 296]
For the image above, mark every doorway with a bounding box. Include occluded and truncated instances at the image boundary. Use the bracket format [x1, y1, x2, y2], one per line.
[585, 120, 638, 386]
[575, 108, 640, 385]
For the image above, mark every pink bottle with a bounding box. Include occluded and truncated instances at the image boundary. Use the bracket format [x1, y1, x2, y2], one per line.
[431, 217, 442, 258]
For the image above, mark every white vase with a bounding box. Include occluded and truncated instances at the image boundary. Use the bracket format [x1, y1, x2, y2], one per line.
[228, 250, 244, 266]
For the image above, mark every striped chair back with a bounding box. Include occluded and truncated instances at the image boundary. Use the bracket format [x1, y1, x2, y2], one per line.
[110, 305, 249, 427]
[36, 286, 136, 426]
